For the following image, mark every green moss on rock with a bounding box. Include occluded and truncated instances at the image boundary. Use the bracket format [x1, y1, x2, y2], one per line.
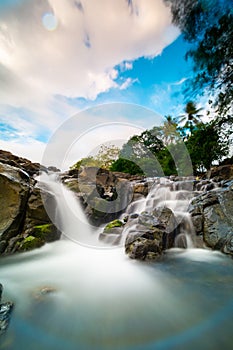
[19, 236, 44, 251]
[33, 224, 59, 242]
[104, 219, 124, 233]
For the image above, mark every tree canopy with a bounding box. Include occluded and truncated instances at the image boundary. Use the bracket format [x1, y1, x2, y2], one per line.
[164, 0, 233, 118]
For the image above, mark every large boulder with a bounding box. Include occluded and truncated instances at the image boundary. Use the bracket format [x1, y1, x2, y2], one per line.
[0, 156, 61, 256]
[11, 187, 60, 254]
[0, 162, 30, 252]
[63, 167, 134, 226]
[0, 150, 45, 176]
[189, 181, 233, 255]
[125, 207, 178, 260]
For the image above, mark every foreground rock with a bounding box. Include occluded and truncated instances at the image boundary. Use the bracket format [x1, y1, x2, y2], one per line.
[189, 180, 233, 256]
[0, 151, 61, 256]
[0, 284, 14, 335]
[125, 207, 178, 260]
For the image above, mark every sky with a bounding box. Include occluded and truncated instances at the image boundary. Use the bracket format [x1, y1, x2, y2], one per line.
[0, 0, 197, 167]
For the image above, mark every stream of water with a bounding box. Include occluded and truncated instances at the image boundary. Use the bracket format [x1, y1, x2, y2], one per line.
[0, 175, 233, 350]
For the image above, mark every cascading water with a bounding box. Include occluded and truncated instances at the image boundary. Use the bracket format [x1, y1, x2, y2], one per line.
[37, 173, 100, 247]
[125, 177, 196, 248]
[0, 174, 233, 350]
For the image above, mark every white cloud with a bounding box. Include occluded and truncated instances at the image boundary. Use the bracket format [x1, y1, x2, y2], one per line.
[119, 77, 138, 90]
[0, 0, 179, 105]
[0, 0, 180, 163]
[0, 138, 46, 163]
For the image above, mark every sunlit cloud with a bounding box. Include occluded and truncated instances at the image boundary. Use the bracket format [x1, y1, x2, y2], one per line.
[0, 0, 179, 162]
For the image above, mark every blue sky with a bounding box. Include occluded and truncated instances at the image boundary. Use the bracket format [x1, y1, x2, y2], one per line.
[0, 0, 197, 165]
[72, 35, 193, 117]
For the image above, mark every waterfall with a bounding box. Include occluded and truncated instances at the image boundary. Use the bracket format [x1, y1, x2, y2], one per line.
[0, 174, 233, 350]
[37, 172, 100, 247]
[125, 177, 196, 248]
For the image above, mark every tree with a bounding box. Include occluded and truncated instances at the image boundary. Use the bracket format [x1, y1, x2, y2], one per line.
[95, 144, 120, 169]
[178, 101, 203, 134]
[110, 158, 143, 175]
[164, 0, 233, 118]
[70, 145, 120, 170]
[162, 116, 179, 144]
[120, 128, 164, 160]
[185, 121, 229, 172]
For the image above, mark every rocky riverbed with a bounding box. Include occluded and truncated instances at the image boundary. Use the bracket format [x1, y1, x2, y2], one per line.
[0, 150, 233, 337]
[0, 150, 232, 258]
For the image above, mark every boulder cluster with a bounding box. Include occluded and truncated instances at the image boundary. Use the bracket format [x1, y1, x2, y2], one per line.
[0, 151, 60, 255]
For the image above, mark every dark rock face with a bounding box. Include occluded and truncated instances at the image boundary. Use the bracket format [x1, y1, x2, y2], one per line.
[0, 153, 61, 256]
[63, 167, 134, 226]
[0, 284, 14, 335]
[0, 162, 30, 245]
[189, 181, 233, 256]
[210, 165, 233, 181]
[125, 207, 178, 260]
[0, 150, 45, 176]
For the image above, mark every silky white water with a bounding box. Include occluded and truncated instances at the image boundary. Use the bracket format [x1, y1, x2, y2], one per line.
[0, 176, 233, 350]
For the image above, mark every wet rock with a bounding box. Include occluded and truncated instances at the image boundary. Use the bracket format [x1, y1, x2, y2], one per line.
[0, 284, 14, 335]
[32, 286, 57, 301]
[125, 207, 178, 260]
[133, 183, 148, 197]
[99, 219, 125, 245]
[0, 158, 61, 255]
[125, 229, 163, 260]
[0, 162, 30, 243]
[152, 207, 178, 247]
[189, 182, 233, 256]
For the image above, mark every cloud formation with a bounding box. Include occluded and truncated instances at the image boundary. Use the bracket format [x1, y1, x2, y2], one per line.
[0, 0, 179, 162]
[0, 0, 179, 105]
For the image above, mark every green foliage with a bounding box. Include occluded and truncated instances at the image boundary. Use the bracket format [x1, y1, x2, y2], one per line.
[20, 236, 44, 251]
[95, 144, 120, 169]
[164, 0, 233, 117]
[178, 101, 203, 134]
[70, 145, 120, 170]
[104, 219, 124, 233]
[185, 121, 229, 172]
[70, 156, 101, 170]
[110, 158, 143, 175]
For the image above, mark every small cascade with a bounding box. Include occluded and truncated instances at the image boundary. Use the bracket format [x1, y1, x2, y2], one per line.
[125, 177, 196, 248]
[37, 172, 99, 247]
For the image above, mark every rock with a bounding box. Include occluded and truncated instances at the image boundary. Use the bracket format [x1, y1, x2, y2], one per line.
[210, 165, 233, 181]
[125, 207, 178, 260]
[32, 286, 57, 301]
[0, 150, 45, 176]
[99, 219, 125, 245]
[103, 219, 124, 232]
[152, 207, 178, 248]
[0, 284, 14, 335]
[133, 183, 148, 197]
[125, 229, 163, 260]
[0, 162, 30, 243]
[189, 182, 233, 256]
[0, 157, 61, 255]
[22, 187, 57, 230]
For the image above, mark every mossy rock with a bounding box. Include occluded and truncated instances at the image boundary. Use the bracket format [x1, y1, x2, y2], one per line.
[33, 224, 60, 242]
[19, 236, 44, 251]
[104, 219, 124, 233]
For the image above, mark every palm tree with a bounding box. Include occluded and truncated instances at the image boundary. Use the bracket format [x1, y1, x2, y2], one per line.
[162, 115, 179, 144]
[178, 101, 203, 134]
